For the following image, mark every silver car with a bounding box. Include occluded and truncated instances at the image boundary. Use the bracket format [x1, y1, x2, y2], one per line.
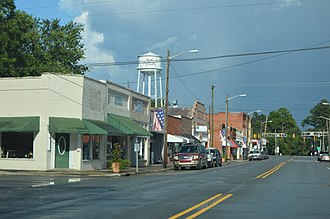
[248, 150, 263, 161]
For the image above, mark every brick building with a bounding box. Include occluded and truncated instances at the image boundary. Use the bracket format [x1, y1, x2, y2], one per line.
[207, 112, 247, 159]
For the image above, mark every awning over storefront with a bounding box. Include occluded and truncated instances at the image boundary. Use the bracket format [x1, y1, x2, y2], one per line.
[49, 117, 128, 135]
[167, 134, 186, 143]
[229, 139, 240, 148]
[107, 114, 152, 137]
[49, 117, 88, 134]
[82, 120, 107, 135]
[86, 119, 125, 136]
[0, 116, 39, 132]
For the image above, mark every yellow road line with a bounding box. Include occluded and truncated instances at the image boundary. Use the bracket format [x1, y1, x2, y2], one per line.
[260, 162, 286, 178]
[185, 194, 234, 219]
[168, 193, 222, 219]
[256, 162, 286, 179]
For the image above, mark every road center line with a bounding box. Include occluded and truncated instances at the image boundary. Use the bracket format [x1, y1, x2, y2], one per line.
[185, 194, 234, 219]
[168, 193, 223, 219]
[256, 162, 286, 179]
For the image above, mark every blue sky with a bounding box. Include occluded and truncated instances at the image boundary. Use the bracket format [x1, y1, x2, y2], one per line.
[15, 0, 330, 129]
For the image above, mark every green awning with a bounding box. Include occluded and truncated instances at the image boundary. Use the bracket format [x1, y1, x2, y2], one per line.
[107, 114, 152, 137]
[49, 117, 88, 134]
[0, 116, 39, 132]
[49, 117, 114, 135]
[82, 119, 107, 135]
[87, 119, 125, 136]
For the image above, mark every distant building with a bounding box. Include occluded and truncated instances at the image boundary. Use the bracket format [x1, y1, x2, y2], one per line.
[169, 101, 208, 145]
[207, 112, 247, 159]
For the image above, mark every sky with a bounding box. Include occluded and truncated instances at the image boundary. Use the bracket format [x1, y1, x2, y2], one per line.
[15, 0, 330, 130]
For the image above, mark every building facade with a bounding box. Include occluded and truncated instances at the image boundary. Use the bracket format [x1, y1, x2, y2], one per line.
[207, 112, 247, 159]
[0, 73, 151, 171]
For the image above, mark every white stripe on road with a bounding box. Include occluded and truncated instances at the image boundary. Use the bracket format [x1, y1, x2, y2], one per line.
[32, 181, 55, 188]
[32, 178, 81, 187]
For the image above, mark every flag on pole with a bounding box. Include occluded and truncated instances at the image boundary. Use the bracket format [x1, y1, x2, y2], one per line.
[220, 128, 226, 142]
[153, 110, 164, 131]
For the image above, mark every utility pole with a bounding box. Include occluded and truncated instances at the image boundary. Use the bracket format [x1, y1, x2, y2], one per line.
[162, 49, 199, 168]
[211, 85, 215, 148]
[225, 94, 229, 158]
[163, 49, 170, 168]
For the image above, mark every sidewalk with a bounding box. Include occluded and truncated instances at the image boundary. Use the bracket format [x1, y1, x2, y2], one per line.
[0, 163, 174, 177]
[0, 160, 247, 177]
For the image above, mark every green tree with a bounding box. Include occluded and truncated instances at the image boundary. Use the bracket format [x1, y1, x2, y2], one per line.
[250, 112, 267, 138]
[267, 108, 306, 155]
[301, 99, 330, 131]
[0, 2, 40, 76]
[0, 0, 87, 76]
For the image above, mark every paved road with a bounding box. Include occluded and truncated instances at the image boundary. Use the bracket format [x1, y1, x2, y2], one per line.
[0, 156, 329, 218]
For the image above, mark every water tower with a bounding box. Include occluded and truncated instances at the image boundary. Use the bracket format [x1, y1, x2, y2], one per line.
[137, 52, 163, 107]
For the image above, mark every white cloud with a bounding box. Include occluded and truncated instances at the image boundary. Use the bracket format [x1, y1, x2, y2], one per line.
[274, 0, 302, 10]
[147, 37, 178, 52]
[73, 11, 114, 80]
[255, 0, 302, 14]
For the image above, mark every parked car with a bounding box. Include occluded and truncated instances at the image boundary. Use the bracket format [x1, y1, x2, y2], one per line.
[173, 144, 208, 170]
[248, 150, 263, 161]
[319, 152, 330, 162]
[206, 148, 222, 168]
[261, 151, 269, 159]
[317, 151, 328, 161]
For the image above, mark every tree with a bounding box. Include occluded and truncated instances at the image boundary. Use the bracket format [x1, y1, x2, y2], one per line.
[0, 0, 88, 76]
[301, 99, 330, 130]
[250, 113, 267, 138]
[0, 2, 40, 76]
[267, 108, 306, 155]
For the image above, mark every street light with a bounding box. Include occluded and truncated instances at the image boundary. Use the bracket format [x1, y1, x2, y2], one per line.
[225, 93, 247, 159]
[319, 116, 330, 154]
[211, 85, 215, 148]
[163, 49, 199, 168]
[260, 119, 272, 151]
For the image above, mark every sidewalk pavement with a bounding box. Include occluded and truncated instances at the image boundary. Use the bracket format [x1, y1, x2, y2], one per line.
[0, 159, 247, 177]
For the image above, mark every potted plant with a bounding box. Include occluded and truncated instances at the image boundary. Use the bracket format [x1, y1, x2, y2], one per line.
[110, 143, 130, 173]
[111, 143, 123, 173]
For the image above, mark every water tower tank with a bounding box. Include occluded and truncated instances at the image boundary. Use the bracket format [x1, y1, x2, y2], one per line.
[136, 52, 163, 107]
[137, 52, 162, 74]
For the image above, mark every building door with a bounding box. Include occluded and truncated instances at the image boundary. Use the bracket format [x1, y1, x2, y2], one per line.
[55, 133, 70, 168]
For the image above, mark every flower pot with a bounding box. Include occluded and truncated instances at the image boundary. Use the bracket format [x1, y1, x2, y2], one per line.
[112, 162, 121, 173]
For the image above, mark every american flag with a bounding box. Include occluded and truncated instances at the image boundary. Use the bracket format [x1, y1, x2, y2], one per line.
[242, 137, 246, 147]
[220, 128, 226, 142]
[153, 110, 164, 131]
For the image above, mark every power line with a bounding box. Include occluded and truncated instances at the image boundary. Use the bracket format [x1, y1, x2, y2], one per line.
[20, 0, 324, 17]
[170, 64, 200, 101]
[222, 82, 330, 87]
[86, 44, 330, 67]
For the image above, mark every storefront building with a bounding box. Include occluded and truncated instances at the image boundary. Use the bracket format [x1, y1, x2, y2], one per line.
[0, 73, 151, 170]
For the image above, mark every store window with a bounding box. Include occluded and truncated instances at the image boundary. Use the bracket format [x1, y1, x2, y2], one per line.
[83, 134, 101, 160]
[83, 135, 90, 160]
[92, 135, 100, 160]
[0, 132, 34, 158]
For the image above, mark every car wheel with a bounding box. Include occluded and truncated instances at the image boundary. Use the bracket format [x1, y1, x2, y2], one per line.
[174, 165, 179, 171]
[197, 160, 202, 170]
